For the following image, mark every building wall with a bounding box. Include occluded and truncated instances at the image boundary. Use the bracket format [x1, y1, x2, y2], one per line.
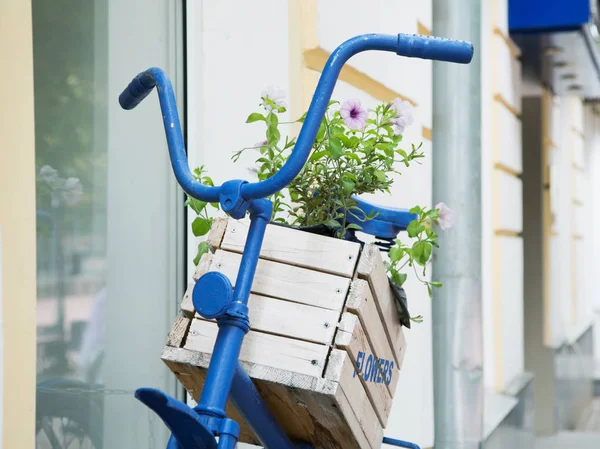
[0, 1, 37, 448]
[481, 0, 524, 395]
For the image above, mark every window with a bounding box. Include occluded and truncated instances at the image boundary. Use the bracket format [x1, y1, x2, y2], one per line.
[33, 1, 185, 447]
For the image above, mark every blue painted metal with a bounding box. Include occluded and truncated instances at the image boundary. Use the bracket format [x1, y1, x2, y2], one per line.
[229, 362, 298, 449]
[193, 271, 233, 320]
[135, 388, 217, 449]
[195, 199, 271, 418]
[508, 0, 590, 33]
[345, 195, 417, 238]
[382, 436, 422, 448]
[120, 32, 474, 449]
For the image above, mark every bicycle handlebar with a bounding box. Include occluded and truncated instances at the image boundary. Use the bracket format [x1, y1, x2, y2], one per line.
[119, 33, 473, 204]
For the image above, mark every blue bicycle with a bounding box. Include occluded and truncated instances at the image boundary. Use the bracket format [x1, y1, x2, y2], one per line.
[120, 33, 473, 449]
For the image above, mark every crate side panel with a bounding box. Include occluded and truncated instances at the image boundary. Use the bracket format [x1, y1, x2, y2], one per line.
[336, 312, 392, 426]
[346, 279, 401, 398]
[221, 218, 361, 277]
[357, 244, 406, 369]
[325, 349, 382, 449]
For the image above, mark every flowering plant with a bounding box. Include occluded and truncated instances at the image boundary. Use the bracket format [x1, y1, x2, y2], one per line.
[187, 88, 455, 317]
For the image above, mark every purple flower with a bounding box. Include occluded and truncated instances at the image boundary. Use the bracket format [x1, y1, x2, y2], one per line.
[261, 86, 286, 111]
[253, 139, 268, 149]
[390, 99, 414, 135]
[340, 99, 368, 130]
[435, 202, 456, 230]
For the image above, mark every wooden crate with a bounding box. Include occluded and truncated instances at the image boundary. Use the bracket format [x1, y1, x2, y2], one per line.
[163, 218, 407, 449]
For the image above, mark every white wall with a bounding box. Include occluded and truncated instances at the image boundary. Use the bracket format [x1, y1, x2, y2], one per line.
[186, 1, 435, 447]
[481, 0, 525, 393]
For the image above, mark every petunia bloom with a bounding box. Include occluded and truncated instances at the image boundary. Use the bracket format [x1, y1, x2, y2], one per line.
[340, 99, 368, 130]
[261, 86, 286, 111]
[390, 99, 414, 135]
[435, 202, 456, 230]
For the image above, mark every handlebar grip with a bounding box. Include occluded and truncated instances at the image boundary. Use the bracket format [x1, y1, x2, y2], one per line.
[118, 71, 157, 110]
[397, 34, 473, 64]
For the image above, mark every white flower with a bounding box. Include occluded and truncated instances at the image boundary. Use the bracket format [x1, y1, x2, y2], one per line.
[435, 202, 456, 230]
[261, 85, 286, 111]
[39, 165, 61, 188]
[62, 177, 83, 206]
[391, 99, 415, 135]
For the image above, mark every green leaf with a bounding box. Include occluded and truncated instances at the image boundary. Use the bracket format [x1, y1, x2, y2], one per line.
[267, 125, 281, 145]
[346, 223, 362, 231]
[193, 241, 210, 265]
[310, 150, 328, 162]
[329, 138, 343, 159]
[192, 217, 211, 237]
[427, 284, 433, 298]
[374, 170, 387, 182]
[430, 281, 443, 288]
[345, 152, 361, 164]
[413, 241, 432, 265]
[186, 198, 207, 215]
[389, 246, 403, 262]
[342, 177, 355, 194]
[267, 113, 279, 126]
[406, 220, 420, 238]
[246, 112, 266, 123]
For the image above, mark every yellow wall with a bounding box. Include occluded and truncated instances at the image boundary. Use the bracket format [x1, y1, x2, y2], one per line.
[0, 1, 37, 447]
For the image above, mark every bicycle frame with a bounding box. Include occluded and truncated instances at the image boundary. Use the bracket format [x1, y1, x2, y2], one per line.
[120, 33, 473, 449]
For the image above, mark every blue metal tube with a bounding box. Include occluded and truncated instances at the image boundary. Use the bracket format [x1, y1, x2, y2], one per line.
[230, 363, 297, 449]
[382, 437, 421, 448]
[119, 35, 473, 205]
[118, 68, 220, 203]
[196, 200, 271, 415]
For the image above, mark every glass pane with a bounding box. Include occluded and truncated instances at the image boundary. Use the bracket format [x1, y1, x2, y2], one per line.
[33, 1, 183, 448]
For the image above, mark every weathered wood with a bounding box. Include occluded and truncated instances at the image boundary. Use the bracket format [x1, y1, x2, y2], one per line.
[189, 293, 339, 345]
[207, 217, 228, 252]
[161, 346, 363, 449]
[221, 218, 361, 277]
[165, 224, 409, 449]
[357, 244, 406, 371]
[212, 249, 350, 311]
[336, 312, 392, 426]
[166, 316, 191, 348]
[243, 293, 339, 344]
[325, 349, 382, 449]
[184, 319, 329, 377]
[346, 279, 403, 397]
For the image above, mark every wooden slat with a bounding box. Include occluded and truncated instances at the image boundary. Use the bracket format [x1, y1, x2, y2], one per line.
[185, 319, 328, 377]
[494, 162, 521, 177]
[422, 126, 432, 141]
[493, 26, 521, 58]
[494, 93, 521, 119]
[325, 350, 382, 449]
[357, 244, 406, 368]
[166, 316, 191, 348]
[345, 279, 401, 397]
[206, 217, 228, 252]
[417, 21, 431, 36]
[221, 218, 360, 277]
[212, 249, 350, 311]
[185, 293, 338, 344]
[336, 312, 392, 426]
